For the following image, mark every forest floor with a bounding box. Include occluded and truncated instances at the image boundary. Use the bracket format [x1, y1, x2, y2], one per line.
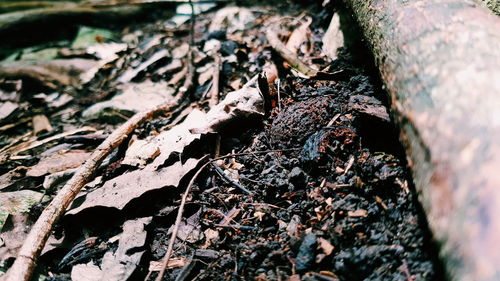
[0, 1, 443, 280]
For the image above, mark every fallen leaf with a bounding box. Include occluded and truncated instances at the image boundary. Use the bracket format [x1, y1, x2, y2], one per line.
[189, 74, 265, 134]
[0, 213, 31, 261]
[71, 262, 102, 281]
[322, 13, 344, 60]
[82, 80, 176, 123]
[209, 7, 255, 33]
[66, 158, 200, 215]
[101, 217, 152, 280]
[348, 95, 390, 122]
[26, 150, 91, 177]
[172, 211, 204, 243]
[0, 102, 18, 121]
[0, 166, 27, 191]
[123, 109, 205, 168]
[118, 49, 170, 83]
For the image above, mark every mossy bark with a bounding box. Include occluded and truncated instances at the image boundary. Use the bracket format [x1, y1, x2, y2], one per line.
[341, 0, 500, 280]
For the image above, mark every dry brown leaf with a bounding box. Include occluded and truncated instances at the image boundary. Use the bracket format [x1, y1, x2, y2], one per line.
[26, 150, 92, 177]
[66, 158, 200, 215]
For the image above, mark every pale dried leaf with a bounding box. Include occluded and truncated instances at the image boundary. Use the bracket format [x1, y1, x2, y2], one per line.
[322, 13, 344, 60]
[123, 109, 205, 168]
[26, 150, 91, 177]
[347, 209, 367, 217]
[148, 257, 187, 271]
[82, 80, 176, 123]
[190, 75, 265, 134]
[0, 190, 44, 229]
[67, 158, 200, 215]
[100, 217, 152, 281]
[71, 262, 102, 281]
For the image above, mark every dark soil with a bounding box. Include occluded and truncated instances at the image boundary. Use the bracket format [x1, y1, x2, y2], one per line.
[146, 55, 441, 281]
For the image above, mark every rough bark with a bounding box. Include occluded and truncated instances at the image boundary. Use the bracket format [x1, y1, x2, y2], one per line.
[341, 0, 500, 280]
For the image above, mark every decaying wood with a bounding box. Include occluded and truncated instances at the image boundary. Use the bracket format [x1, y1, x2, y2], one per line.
[3, 91, 189, 281]
[341, 0, 500, 280]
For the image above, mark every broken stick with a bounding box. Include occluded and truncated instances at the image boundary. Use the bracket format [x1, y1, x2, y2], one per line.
[266, 27, 318, 77]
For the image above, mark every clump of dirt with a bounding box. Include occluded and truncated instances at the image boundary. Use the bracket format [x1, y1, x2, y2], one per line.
[268, 95, 339, 146]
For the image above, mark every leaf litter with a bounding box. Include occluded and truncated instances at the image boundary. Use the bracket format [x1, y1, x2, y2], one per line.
[0, 1, 442, 281]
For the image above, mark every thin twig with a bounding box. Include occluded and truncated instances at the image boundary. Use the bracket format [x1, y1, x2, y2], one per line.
[211, 163, 253, 195]
[266, 27, 318, 77]
[155, 156, 210, 281]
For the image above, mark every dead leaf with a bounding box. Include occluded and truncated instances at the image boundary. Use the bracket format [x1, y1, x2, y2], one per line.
[0, 213, 31, 261]
[172, 210, 204, 243]
[100, 217, 152, 280]
[26, 150, 92, 177]
[82, 80, 176, 123]
[66, 158, 200, 215]
[71, 262, 102, 281]
[0, 190, 44, 229]
[287, 215, 301, 236]
[286, 17, 312, 55]
[122, 109, 205, 168]
[69, 217, 152, 281]
[348, 95, 390, 122]
[189, 74, 265, 134]
[322, 13, 344, 60]
[117, 49, 169, 83]
[202, 229, 219, 248]
[0, 102, 18, 122]
[0, 166, 27, 191]
[209, 7, 255, 33]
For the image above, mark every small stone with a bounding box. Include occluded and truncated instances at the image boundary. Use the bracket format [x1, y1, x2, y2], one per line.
[295, 233, 317, 272]
[288, 167, 307, 189]
[220, 40, 238, 56]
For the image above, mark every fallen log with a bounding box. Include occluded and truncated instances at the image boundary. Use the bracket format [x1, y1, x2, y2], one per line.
[340, 0, 500, 280]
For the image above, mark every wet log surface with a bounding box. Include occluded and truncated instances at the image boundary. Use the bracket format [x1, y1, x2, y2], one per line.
[342, 0, 500, 280]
